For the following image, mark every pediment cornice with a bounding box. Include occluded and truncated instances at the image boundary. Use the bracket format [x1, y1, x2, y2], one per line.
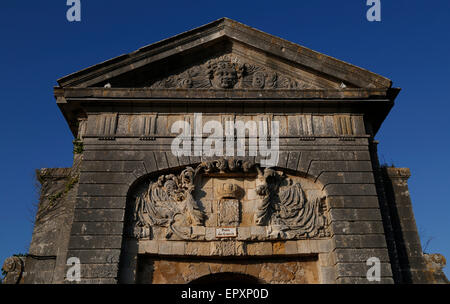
[56, 18, 393, 90]
[55, 87, 397, 100]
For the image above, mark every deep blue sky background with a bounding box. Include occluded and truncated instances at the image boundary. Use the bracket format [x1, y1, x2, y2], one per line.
[1, 1, 449, 279]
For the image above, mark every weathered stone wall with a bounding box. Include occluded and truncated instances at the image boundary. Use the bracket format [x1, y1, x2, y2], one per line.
[137, 257, 319, 284]
[12, 155, 81, 284]
[62, 105, 393, 284]
[423, 254, 449, 283]
[5, 17, 446, 285]
[381, 167, 448, 283]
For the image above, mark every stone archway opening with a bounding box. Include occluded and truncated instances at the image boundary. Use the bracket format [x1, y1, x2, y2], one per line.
[189, 272, 262, 284]
[123, 158, 330, 284]
[136, 256, 320, 284]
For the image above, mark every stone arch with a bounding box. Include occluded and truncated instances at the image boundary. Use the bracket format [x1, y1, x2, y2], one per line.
[128, 155, 327, 206]
[131, 151, 323, 187]
[135, 257, 320, 284]
[118, 157, 330, 283]
[189, 272, 262, 284]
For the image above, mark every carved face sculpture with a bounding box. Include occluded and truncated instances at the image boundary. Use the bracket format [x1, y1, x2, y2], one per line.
[211, 62, 238, 89]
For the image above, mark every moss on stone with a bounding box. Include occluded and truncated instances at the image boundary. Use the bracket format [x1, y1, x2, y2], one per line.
[73, 140, 84, 154]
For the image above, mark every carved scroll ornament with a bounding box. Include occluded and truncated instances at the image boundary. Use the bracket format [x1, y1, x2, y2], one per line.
[1, 256, 25, 284]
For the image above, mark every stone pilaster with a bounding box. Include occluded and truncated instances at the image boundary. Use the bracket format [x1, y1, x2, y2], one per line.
[381, 167, 432, 283]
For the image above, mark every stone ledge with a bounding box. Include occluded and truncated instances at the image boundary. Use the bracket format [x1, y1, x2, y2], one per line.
[143, 226, 333, 242]
[58, 87, 392, 100]
[335, 262, 393, 278]
[138, 239, 333, 257]
[384, 167, 411, 179]
[335, 277, 394, 284]
[38, 168, 72, 179]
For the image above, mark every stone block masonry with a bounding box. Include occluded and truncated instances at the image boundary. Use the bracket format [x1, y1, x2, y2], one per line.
[2, 17, 446, 284]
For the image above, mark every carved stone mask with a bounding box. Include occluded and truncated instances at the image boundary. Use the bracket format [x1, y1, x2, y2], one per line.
[211, 62, 237, 88]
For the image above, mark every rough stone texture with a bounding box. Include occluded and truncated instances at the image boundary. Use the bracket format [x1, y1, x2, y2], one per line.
[379, 167, 449, 283]
[136, 257, 319, 284]
[217, 199, 240, 227]
[3, 154, 82, 284]
[4, 18, 447, 284]
[423, 254, 449, 284]
[1, 256, 26, 284]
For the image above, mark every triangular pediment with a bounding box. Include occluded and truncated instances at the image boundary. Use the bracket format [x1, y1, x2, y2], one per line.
[57, 18, 392, 90]
[125, 45, 349, 90]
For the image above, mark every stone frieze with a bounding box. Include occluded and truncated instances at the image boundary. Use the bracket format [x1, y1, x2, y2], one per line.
[149, 54, 318, 90]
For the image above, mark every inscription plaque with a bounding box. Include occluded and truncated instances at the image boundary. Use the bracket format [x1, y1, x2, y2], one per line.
[216, 227, 237, 238]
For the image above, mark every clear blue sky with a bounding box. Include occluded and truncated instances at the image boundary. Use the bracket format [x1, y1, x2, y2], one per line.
[1, 1, 449, 279]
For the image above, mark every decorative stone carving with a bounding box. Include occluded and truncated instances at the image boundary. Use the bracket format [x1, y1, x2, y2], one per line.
[255, 168, 329, 239]
[149, 54, 316, 90]
[217, 197, 240, 227]
[131, 158, 328, 241]
[1, 256, 25, 284]
[197, 157, 255, 174]
[132, 159, 254, 240]
[216, 183, 240, 199]
[210, 241, 239, 256]
[423, 253, 449, 283]
[133, 166, 205, 240]
[207, 57, 243, 89]
[217, 183, 241, 227]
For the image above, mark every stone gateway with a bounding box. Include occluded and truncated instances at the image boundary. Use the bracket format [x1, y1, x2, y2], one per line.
[2, 18, 447, 284]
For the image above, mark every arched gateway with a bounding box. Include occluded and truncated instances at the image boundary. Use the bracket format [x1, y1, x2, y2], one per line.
[4, 18, 447, 284]
[120, 158, 328, 284]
